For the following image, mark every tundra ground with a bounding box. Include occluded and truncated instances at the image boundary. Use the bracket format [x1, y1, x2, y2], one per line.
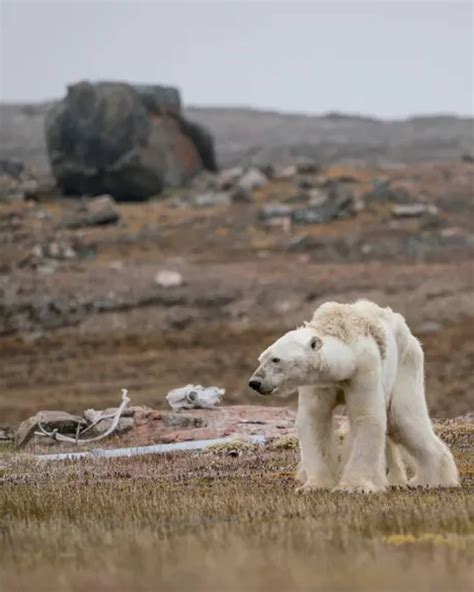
[1, 418, 473, 592]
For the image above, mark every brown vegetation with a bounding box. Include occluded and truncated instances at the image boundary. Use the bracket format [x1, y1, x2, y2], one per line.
[1, 418, 473, 591]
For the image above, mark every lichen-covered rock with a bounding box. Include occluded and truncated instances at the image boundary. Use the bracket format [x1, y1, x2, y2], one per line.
[45, 81, 217, 201]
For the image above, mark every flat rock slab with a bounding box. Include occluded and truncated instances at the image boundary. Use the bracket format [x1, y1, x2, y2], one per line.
[15, 410, 87, 448]
[122, 405, 298, 446]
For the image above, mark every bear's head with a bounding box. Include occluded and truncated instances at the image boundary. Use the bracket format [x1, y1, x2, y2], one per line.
[248, 327, 324, 396]
[249, 327, 357, 396]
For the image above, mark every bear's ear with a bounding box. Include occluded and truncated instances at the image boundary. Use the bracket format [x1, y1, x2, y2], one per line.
[309, 336, 322, 351]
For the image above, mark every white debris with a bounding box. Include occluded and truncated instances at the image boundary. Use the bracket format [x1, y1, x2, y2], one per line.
[166, 384, 225, 410]
[238, 167, 268, 191]
[36, 434, 266, 462]
[276, 165, 297, 179]
[391, 204, 438, 218]
[154, 270, 183, 288]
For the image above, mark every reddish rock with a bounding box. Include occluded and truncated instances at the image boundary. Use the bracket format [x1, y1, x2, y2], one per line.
[120, 405, 297, 446]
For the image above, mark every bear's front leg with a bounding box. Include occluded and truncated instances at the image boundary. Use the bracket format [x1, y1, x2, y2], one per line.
[335, 361, 388, 494]
[295, 386, 338, 492]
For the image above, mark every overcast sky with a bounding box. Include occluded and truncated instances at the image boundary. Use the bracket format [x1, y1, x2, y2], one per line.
[1, 1, 473, 117]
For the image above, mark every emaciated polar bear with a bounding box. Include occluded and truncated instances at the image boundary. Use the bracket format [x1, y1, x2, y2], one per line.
[249, 300, 459, 493]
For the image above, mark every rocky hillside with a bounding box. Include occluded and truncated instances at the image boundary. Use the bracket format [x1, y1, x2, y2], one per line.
[1, 103, 472, 180]
[1, 160, 473, 423]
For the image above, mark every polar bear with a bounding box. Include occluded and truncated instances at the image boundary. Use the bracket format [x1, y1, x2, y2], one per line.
[249, 300, 459, 493]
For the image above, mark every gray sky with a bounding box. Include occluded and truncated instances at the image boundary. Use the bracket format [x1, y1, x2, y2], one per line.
[1, 0, 473, 117]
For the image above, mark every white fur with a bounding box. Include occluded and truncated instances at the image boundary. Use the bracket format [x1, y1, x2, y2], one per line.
[250, 300, 460, 493]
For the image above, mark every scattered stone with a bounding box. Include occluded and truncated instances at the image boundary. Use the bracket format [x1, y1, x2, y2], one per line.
[307, 188, 328, 206]
[0, 159, 39, 203]
[259, 203, 293, 220]
[292, 182, 355, 224]
[217, 167, 244, 189]
[259, 164, 275, 179]
[237, 167, 268, 191]
[154, 270, 183, 288]
[276, 165, 297, 179]
[229, 186, 252, 203]
[363, 179, 413, 205]
[15, 410, 87, 448]
[0, 158, 24, 179]
[391, 204, 439, 218]
[60, 195, 120, 229]
[193, 192, 231, 207]
[31, 241, 77, 262]
[417, 321, 442, 334]
[189, 170, 217, 192]
[295, 157, 320, 174]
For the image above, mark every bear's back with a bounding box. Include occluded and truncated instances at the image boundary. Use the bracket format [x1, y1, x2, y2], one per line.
[309, 299, 390, 359]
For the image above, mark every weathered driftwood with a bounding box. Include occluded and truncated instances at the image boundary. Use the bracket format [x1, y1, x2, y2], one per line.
[34, 389, 130, 445]
[36, 434, 266, 462]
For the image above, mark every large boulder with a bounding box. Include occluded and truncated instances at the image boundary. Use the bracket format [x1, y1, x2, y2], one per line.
[45, 81, 217, 200]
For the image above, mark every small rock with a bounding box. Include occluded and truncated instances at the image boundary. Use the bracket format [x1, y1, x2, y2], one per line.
[417, 321, 442, 334]
[230, 186, 252, 203]
[276, 165, 297, 179]
[154, 270, 183, 288]
[0, 159, 40, 203]
[260, 203, 293, 220]
[297, 178, 314, 190]
[0, 175, 25, 203]
[292, 184, 355, 224]
[61, 195, 120, 229]
[217, 167, 244, 189]
[189, 170, 217, 191]
[363, 180, 413, 205]
[238, 168, 268, 191]
[461, 153, 474, 163]
[15, 410, 87, 448]
[193, 192, 231, 207]
[307, 188, 328, 206]
[295, 158, 320, 174]
[0, 158, 24, 179]
[391, 204, 439, 218]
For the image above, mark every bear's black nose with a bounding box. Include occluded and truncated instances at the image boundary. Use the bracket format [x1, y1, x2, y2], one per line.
[249, 379, 262, 392]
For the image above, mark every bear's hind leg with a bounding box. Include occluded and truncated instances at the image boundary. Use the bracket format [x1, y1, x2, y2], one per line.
[389, 340, 459, 488]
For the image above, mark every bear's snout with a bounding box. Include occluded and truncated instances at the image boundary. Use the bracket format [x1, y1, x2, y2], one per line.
[248, 378, 262, 393]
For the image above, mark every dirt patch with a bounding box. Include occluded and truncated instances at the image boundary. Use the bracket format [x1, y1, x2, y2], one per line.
[0, 162, 473, 424]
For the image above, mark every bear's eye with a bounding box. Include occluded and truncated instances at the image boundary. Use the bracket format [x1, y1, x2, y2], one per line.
[271, 357, 281, 364]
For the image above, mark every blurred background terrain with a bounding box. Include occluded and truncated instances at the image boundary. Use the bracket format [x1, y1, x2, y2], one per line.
[0, 1, 473, 426]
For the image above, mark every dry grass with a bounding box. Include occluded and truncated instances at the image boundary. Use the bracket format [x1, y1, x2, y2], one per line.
[1, 420, 473, 592]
